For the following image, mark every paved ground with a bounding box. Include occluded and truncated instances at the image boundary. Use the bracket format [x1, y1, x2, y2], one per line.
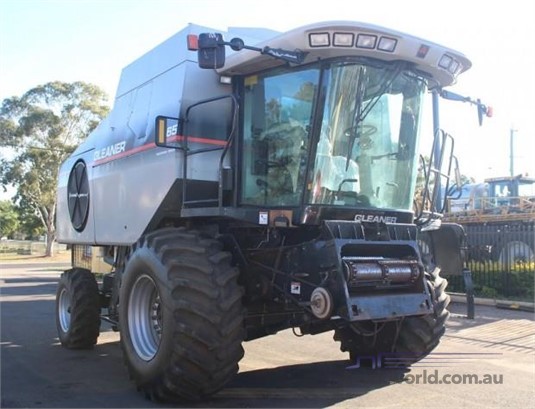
[1, 264, 534, 408]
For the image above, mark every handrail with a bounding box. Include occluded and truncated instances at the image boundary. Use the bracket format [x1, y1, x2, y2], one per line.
[181, 94, 238, 209]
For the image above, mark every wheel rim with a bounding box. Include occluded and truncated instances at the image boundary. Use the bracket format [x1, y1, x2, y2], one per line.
[128, 274, 162, 361]
[58, 287, 71, 333]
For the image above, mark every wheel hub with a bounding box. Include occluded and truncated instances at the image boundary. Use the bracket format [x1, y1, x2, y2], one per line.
[128, 275, 162, 361]
[58, 288, 71, 332]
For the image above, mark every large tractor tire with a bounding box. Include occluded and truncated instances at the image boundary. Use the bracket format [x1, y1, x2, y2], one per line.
[56, 268, 101, 349]
[119, 227, 245, 402]
[498, 240, 535, 266]
[335, 268, 450, 365]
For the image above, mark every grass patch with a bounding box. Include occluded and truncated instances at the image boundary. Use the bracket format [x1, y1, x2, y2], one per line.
[0, 251, 71, 264]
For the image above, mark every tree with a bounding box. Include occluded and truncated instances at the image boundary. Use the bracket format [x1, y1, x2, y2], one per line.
[0, 82, 109, 256]
[17, 201, 45, 240]
[0, 200, 20, 238]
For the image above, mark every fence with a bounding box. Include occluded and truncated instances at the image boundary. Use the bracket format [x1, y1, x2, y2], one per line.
[0, 239, 67, 255]
[446, 222, 535, 301]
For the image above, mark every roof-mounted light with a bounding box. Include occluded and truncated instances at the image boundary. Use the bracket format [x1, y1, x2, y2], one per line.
[333, 32, 354, 47]
[439, 54, 453, 69]
[309, 32, 330, 47]
[377, 36, 397, 52]
[449, 60, 460, 74]
[356, 34, 377, 49]
[438, 54, 463, 75]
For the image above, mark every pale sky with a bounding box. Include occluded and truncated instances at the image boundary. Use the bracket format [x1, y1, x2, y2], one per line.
[1, 0, 534, 184]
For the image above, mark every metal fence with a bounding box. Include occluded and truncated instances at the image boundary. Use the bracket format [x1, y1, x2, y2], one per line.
[0, 239, 67, 255]
[447, 222, 535, 301]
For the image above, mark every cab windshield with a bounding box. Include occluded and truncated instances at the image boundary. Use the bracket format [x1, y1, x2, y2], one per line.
[240, 60, 426, 211]
[310, 62, 425, 211]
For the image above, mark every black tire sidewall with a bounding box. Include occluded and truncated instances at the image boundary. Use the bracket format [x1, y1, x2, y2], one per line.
[55, 268, 100, 348]
[119, 247, 176, 385]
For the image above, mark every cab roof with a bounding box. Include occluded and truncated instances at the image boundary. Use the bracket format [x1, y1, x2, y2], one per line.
[218, 21, 471, 88]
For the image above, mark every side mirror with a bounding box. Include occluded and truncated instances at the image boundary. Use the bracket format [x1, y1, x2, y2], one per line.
[188, 33, 225, 69]
[477, 99, 493, 126]
[439, 90, 492, 126]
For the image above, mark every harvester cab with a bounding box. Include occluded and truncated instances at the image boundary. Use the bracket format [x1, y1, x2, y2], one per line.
[153, 25, 490, 228]
[54, 21, 490, 402]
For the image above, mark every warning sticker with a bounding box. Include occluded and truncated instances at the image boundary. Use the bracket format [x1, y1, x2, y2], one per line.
[290, 281, 301, 295]
[259, 211, 268, 225]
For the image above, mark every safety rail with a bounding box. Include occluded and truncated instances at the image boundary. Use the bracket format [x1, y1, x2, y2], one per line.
[181, 94, 238, 209]
[414, 129, 456, 225]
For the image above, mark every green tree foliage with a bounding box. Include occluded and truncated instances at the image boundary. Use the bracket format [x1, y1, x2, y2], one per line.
[0, 200, 20, 238]
[0, 82, 109, 256]
[17, 201, 45, 239]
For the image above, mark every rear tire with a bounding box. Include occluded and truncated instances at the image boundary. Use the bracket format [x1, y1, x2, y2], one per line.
[55, 268, 101, 349]
[119, 227, 245, 401]
[498, 241, 535, 266]
[335, 268, 450, 364]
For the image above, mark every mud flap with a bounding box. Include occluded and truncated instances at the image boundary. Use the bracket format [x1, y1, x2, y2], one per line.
[419, 222, 466, 276]
[420, 223, 475, 318]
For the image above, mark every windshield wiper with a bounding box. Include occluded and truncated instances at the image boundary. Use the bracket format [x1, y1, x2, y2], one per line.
[345, 67, 366, 170]
[358, 62, 405, 123]
[344, 62, 405, 170]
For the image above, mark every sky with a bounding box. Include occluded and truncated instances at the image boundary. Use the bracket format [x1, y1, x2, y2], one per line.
[1, 0, 534, 186]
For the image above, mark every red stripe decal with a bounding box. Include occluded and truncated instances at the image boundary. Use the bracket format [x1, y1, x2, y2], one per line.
[92, 135, 227, 167]
[167, 134, 227, 146]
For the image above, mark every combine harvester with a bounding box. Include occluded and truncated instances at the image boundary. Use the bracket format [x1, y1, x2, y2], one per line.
[55, 21, 489, 401]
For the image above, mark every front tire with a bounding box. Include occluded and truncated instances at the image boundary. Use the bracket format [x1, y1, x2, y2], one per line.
[55, 268, 101, 349]
[119, 227, 245, 401]
[396, 268, 450, 358]
[335, 268, 450, 364]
